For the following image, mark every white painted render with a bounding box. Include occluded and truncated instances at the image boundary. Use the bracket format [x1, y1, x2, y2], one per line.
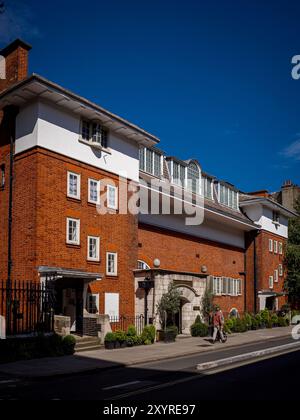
[242, 204, 288, 238]
[15, 100, 140, 182]
[105, 293, 119, 319]
[139, 213, 245, 248]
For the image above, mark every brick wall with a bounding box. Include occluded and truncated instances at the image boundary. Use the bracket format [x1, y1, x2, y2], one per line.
[138, 223, 245, 314]
[0, 40, 31, 93]
[1, 146, 138, 317]
[256, 230, 287, 309]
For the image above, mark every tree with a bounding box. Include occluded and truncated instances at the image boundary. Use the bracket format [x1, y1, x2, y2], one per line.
[285, 197, 300, 308]
[156, 284, 181, 329]
[201, 288, 214, 324]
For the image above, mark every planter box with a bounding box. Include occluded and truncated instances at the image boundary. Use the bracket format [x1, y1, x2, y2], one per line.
[104, 341, 115, 350]
[157, 329, 177, 343]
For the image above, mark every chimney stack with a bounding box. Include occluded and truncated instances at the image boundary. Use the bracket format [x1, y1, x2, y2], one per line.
[0, 39, 32, 94]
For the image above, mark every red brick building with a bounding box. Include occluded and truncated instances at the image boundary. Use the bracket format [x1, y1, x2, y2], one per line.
[0, 40, 296, 336]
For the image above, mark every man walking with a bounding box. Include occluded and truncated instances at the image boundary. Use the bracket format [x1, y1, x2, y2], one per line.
[212, 305, 225, 344]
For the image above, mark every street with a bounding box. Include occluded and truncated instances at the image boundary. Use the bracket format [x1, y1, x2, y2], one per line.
[0, 336, 299, 400]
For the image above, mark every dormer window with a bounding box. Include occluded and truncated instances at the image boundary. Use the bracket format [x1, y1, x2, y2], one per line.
[187, 162, 200, 194]
[139, 147, 162, 177]
[172, 161, 186, 187]
[202, 176, 213, 199]
[218, 183, 239, 210]
[82, 120, 90, 140]
[80, 120, 109, 149]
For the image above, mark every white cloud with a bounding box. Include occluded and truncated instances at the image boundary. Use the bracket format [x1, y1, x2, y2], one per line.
[0, 1, 39, 44]
[281, 139, 300, 161]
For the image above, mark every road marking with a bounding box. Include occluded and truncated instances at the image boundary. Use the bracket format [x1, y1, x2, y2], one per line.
[104, 376, 199, 400]
[196, 341, 300, 371]
[102, 380, 141, 391]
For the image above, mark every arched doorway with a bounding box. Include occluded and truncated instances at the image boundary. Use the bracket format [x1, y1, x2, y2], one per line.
[174, 285, 199, 334]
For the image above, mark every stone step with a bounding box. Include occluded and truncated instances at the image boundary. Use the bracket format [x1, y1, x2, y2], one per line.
[73, 335, 101, 351]
[75, 338, 100, 346]
[75, 344, 103, 353]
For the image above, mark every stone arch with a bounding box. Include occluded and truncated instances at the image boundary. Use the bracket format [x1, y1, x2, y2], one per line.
[174, 284, 198, 302]
[174, 284, 200, 334]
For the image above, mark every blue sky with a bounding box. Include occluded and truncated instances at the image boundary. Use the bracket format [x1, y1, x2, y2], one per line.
[1, 0, 300, 192]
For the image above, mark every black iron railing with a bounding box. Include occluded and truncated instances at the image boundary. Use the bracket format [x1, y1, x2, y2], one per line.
[0, 280, 56, 336]
[110, 314, 145, 335]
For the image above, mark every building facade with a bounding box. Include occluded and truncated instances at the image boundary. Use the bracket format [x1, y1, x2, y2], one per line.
[0, 40, 296, 336]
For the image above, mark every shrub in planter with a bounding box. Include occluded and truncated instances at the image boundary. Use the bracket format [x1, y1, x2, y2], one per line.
[260, 309, 270, 325]
[163, 325, 178, 342]
[62, 335, 76, 355]
[271, 314, 278, 327]
[233, 318, 247, 333]
[134, 335, 143, 346]
[126, 337, 135, 347]
[278, 316, 290, 327]
[266, 320, 273, 329]
[195, 315, 201, 324]
[255, 313, 262, 328]
[223, 319, 234, 334]
[141, 325, 156, 344]
[251, 317, 259, 330]
[144, 339, 152, 345]
[243, 313, 252, 330]
[115, 330, 127, 347]
[190, 322, 209, 337]
[127, 324, 137, 337]
[104, 332, 117, 349]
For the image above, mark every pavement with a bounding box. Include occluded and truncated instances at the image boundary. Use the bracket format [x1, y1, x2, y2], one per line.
[0, 326, 295, 379]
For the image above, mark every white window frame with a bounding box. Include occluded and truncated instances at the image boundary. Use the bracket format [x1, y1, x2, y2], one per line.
[87, 236, 100, 262]
[106, 252, 118, 276]
[213, 277, 222, 296]
[274, 269, 278, 283]
[279, 242, 283, 255]
[237, 279, 242, 296]
[66, 217, 80, 245]
[274, 240, 278, 254]
[138, 260, 150, 270]
[86, 293, 99, 314]
[107, 185, 118, 210]
[218, 183, 239, 210]
[269, 275, 274, 289]
[269, 239, 273, 253]
[88, 178, 100, 204]
[279, 264, 283, 277]
[80, 119, 109, 149]
[67, 171, 81, 200]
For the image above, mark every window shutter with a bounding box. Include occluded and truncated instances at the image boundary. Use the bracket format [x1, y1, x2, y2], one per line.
[207, 275, 214, 293]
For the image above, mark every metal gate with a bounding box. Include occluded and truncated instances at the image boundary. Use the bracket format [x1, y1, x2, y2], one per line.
[0, 280, 56, 336]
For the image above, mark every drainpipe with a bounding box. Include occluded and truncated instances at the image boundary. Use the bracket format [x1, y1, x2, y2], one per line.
[243, 251, 247, 311]
[253, 232, 258, 313]
[6, 106, 18, 325]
